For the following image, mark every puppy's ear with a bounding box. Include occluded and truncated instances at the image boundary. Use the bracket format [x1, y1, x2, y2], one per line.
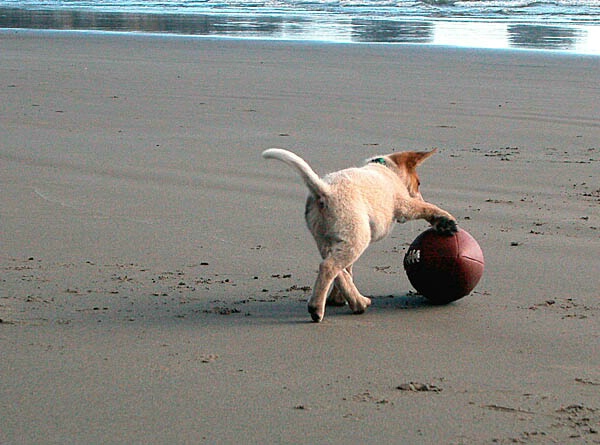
[389, 148, 437, 170]
[413, 148, 437, 165]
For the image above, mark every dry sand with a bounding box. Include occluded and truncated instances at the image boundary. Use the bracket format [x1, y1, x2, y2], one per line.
[1, 31, 599, 444]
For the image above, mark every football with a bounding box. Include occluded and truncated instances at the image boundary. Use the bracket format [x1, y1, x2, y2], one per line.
[403, 228, 484, 304]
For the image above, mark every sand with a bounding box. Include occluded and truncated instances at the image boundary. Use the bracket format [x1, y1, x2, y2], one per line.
[1, 31, 599, 444]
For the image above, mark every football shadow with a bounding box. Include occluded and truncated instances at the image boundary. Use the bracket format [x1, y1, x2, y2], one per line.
[370, 292, 438, 310]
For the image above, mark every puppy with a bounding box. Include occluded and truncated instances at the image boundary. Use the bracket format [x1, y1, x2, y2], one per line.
[262, 148, 457, 322]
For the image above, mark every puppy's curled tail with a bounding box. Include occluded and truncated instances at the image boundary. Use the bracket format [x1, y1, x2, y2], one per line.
[262, 148, 330, 197]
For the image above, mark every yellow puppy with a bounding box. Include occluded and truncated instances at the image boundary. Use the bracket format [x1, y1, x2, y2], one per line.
[262, 148, 457, 322]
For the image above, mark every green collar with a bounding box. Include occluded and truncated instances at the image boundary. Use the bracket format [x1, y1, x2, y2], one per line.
[369, 157, 386, 166]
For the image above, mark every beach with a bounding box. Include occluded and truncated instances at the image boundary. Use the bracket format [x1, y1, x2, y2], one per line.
[1, 31, 599, 443]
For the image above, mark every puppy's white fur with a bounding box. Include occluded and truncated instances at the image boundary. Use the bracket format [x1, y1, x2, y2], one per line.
[262, 148, 457, 322]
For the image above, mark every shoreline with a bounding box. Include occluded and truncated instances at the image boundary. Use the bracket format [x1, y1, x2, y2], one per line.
[1, 32, 599, 444]
[2, 27, 600, 59]
[1, 6, 600, 55]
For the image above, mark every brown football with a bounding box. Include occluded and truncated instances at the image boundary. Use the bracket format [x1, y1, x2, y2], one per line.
[403, 228, 484, 304]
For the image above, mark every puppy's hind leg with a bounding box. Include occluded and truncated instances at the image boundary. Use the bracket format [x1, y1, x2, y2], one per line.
[309, 239, 371, 322]
[327, 282, 347, 307]
[327, 264, 353, 307]
[335, 268, 371, 314]
[308, 256, 343, 322]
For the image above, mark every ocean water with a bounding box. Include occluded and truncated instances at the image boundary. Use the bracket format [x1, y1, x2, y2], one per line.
[1, 0, 599, 54]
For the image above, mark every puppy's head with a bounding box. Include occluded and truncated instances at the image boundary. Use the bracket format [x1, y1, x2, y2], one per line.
[386, 149, 437, 199]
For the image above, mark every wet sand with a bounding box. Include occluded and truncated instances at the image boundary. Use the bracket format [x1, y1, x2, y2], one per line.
[1, 31, 599, 443]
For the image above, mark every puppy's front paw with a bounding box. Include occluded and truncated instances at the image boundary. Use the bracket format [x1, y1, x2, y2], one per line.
[432, 216, 458, 236]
